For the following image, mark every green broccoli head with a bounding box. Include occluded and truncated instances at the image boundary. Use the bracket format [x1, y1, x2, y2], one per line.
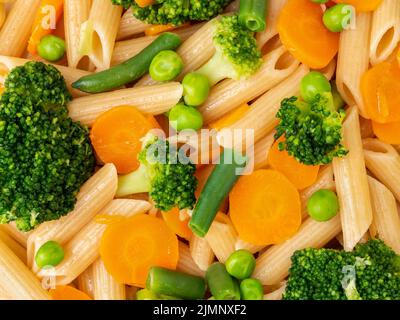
[116, 134, 198, 212]
[196, 15, 263, 86]
[274, 92, 348, 166]
[0, 62, 95, 231]
[283, 240, 400, 300]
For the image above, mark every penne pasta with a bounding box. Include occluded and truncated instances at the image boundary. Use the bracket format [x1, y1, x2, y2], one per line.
[0, 239, 50, 300]
[0, 229, 26, 264]
[205, 220, 237, 263]
[36, 199, 151, 285]
[369, 0, 400, 65]
[68, 82, 183, 127]
[77, 265, 95, 299]
[199, 46, 300, 124]
[235, 239, 266, 254]
[27, 164, 118, 269]
[125, 285, 138, 300]
[252, 132, 275, 170]
[336, 13, 372, 118]
[0, 222, 30, 248]
[263, 282, 286, 300]
[117, 8, 149, 41]
[363, 139, 400, 202]
[190, 234, 214, 272]
[332, 106, 373, 251]
[177, 242, 205, 277]
[0, 0, 41, 57]
[92, 258, 126, 300]
[253, 216, 342, 285]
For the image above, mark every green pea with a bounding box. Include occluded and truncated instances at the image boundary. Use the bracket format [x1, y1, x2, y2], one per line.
[149, 50, 184, 82]
[35, 240, 64, 268]
[169, 103, 203, 131]
[323, 4, 355, 33]
[225, 249, 256, 280]
[239, 278, 264, 300]
[300, 71, 331, 102]
[182, 72, 210, 106]
[307, 189, 339, 222]
[38, 35, 66, 62]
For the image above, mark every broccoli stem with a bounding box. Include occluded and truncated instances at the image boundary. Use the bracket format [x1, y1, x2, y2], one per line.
[115, 164, 150, 197]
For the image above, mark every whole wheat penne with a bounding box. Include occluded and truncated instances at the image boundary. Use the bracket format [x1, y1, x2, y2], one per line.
[177, 242, 205, 277]
[68, 82, 183, 127]
[263, 282, 287, 300]
[36, 199, 151, 284]
[0, 55, 92, 97]
[135, 18, 216, 86]
[77, 265, 95, 299]
[190, 234, 214, 271]
[0, 283, 10, 300]
[205, 220, 237, 263]
[253, 216, 342, 285]
[0, 229, 26, 264]
[0, 239, 50, 300]
[235, 239, 266, 254]
[27, 164, 118, 269]
[300, 165, 335, 220]
[253, 132, 275, 170]
[0, 0, 41, 57]
[92, 258, 126, 300]
[363, 139, 400, 202]
[336, 13, 372, 118]
[332, 106, 373, 252]
[359, 117, 374, 139]
[117, 8, 149, 40]
[199, 46, 300, 124]
[0, 222, 30, 248]
[368, 176, 400, 254]
[369, 0, 400, 65]
[112, 23, 204, 66]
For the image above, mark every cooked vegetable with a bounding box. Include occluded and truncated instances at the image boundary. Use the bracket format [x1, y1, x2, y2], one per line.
[35, 241, 65, 269]
[268, 137, 320, 190]
[307, 189, 339, 222]
[239, 278, 264, 300]
[149, 50, 184, 82]
[136, 0, 155, 7]
[275, 92, 348, 165]
[225, 250, 256, 280]
[99, 214, 179, 287]
[50, 286, 92, 300]
[90, 106, 156, 174]
[206, 262, 241, 300]
[238, 0, 267, 32]
[229, 169, 301, 246]
[27, 0, 64, 55]
[312, 0, 329, 3]
[195, 15, 263, 86]
[208, 104, 251, 131]
[277, 0, 339, 69]
[331, 82, 346, 110]
[116, 134, 198, 212]
[0, 62, 95, 231]
[136, 288, 180, 300]
[189, 149, 247, 237]
[323, 4, 355, 33]
[146, 266, 206, 300]
[72, 32, 182, 93]
[182, 72, 210, 107]
[38, 35, 66, 62]
[283, 240, 400, 300]
[161, 208, 192, 240]
[372, 121, 400, 145]
[300, 71, 331, 103]
[333, 0, 383, 12]
[145, 23, 187, 36]
[112, 0, 234, 26]
[168, 102, 203, 131]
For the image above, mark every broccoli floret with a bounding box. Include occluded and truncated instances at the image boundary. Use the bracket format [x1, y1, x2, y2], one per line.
[116, 134, 197, 212]
[196, 15, 262, 86]
[275, 92, 348, 166]
[283, 240, 400, 300]
[112, 0, 233, 26]
[0, 62, 95, 231]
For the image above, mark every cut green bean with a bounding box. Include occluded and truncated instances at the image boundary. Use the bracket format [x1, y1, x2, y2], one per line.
[206, 263, 241, 300]
[239, 0, 267, 32]
[136, 289, 180, 300]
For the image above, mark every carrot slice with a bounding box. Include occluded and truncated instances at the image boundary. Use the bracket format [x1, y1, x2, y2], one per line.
[397, 47, 400, 67]
[28, 0, 64, 55]
[136, 0, 155, 8]
[90, 106, 155, 174]
[161, 208, 192, 240]
[361, 62, 400, 123]
[99, 214, 179, 287]
[268, 137, 320, 190]
[277, 0, 339, 69]
[333, 0, 383, 12]
[208, 104, 251, 131]
[49, 286, 92, 300]
[229, 169, 301, 246]
[372, 121, 400, 144]
[145, 23, 189, 36]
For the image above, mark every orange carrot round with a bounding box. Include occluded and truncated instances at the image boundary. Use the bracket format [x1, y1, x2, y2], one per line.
[99, 214, 179, 287]
[161, 208, 192, 240]
[361, 62, 400, 123]
[333, 0, 383, 12]
[229, 169, 301, 246]
[372, 120, 400, 144]
[90, 106, 155, 174]
[136, 0, 155, 8]
[268, 137, 320, 190]
[277, 0, 339, 69]
[49, 286, 92, 300]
